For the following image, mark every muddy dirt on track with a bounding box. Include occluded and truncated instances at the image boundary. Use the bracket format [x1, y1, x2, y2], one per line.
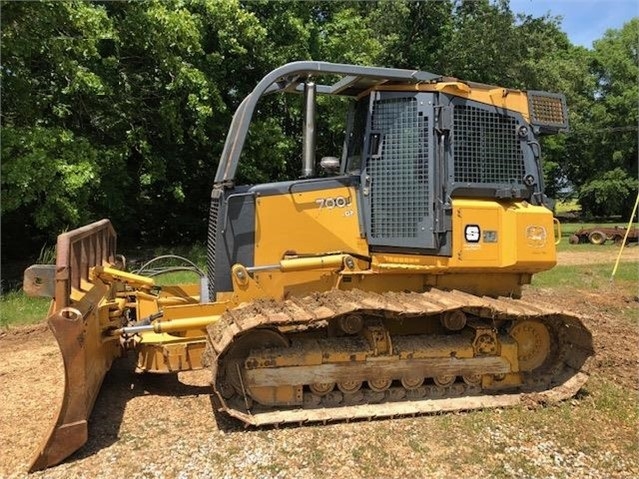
[0, 253, 637, 478]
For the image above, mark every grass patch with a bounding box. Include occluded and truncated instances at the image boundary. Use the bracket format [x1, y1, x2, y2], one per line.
[128, 243, 206, 286]
[153, 271, 202, 286]
[532, 262, 638, 290]
[444, 376, 639, 476]
[556, 239, 628, 252]
[0, 290, 49, 328]
[592, 378, 639, 423]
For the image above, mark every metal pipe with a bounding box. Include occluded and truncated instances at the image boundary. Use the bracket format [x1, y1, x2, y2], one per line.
[245, 264, 280, 273]
[117, 315, 220, 335]
[245, 254, 350, 275]
[301, 81, 316, 178]
[199, 275, 210, 303]
[119, 324, 154, 334]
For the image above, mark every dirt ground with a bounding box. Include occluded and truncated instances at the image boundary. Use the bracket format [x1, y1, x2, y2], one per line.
[557, 246, 639, 266]
[0, 251, 637, 478]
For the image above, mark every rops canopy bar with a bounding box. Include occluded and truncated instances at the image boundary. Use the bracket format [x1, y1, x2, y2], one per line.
[214, 61, 441, 184]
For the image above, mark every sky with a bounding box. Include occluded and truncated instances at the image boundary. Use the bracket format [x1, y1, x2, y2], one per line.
[509, 0, 639, 48]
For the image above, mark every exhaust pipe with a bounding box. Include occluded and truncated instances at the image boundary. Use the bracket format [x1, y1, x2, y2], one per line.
[301, 81, 316, 178]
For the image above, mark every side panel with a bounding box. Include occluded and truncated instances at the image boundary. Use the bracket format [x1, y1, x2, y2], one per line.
[253, 185, 368, 266]
[371, 199, 556, 273]
[451, 200, 556, 270]
[210, 178, 368, 296]
[210, 187, 256, 295]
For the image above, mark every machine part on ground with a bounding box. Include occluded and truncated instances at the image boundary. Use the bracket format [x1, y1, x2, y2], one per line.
[23, 61, 593, 471]
[570, 226, 639, 245]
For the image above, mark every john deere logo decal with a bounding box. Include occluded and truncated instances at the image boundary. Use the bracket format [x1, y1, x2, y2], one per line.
[526, 225, 547, 248]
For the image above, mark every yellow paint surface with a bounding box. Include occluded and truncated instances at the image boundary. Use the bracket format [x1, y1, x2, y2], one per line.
[254, 186, 368, 265]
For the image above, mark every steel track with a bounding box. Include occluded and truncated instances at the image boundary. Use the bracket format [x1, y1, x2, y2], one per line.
[206, 288, 593, 425]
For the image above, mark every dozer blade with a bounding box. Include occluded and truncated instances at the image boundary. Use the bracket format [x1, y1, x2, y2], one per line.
[23, 220, 123, 471]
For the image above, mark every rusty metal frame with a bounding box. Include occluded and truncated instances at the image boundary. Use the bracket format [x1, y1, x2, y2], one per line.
[53, 219, 117, 309]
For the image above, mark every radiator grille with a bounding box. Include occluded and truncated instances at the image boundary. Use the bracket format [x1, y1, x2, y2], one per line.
[453, 105, 524, 185]
[206, 194, 220, 298]
[369, 97, 429, 240]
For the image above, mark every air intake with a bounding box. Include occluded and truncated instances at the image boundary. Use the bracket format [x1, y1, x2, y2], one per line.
[206, 190, 221, 300]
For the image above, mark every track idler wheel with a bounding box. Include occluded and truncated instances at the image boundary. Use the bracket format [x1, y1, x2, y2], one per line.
[509, 319, 552, 371]
[440, 310, 467, 331]
[338, 314, 363, 334]
[462, 374, 482, 386]
[401, 376, 424, 390]
[220, 329, 289, 396]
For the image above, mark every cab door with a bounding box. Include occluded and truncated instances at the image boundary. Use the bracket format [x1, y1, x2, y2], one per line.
[361, 92, 438, 251]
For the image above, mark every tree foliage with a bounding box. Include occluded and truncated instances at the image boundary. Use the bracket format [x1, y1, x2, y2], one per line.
[578, 168, 638, 218]
[577, 19, 638, 217]
[1, 1, 637, 264]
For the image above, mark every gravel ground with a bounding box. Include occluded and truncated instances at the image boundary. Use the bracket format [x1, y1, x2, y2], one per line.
[1, 253, 637, 478]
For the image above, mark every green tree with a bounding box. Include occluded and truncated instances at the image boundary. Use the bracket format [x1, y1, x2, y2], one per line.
[1, 0, 383, 266]
[1, 0, 266, 248]
[2, 1, 112, 230]
[236, 1, 382, 183]
[578, 168, 638, 217]
[369, 0, 454, 72]
[3, 0, 637, 273]
[576, 19, 639, 217]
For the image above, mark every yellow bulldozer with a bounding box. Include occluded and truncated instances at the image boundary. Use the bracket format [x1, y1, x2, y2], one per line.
[23, 61, 593, 471]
